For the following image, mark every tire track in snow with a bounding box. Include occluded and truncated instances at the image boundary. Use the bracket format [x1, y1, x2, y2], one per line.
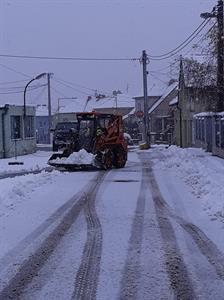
[72, 171, 106, 300]
[141, 154, 197, 300]
[152, 152, 224, 282]
[0, 171, 106, 300]
[0, 176, 99, 272]
[119, 165, 146, 300]
[174, 216, 224, 281]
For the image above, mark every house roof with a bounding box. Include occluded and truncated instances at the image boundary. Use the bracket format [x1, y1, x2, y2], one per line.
[148, 83, 178, 114]
[59, 94, 135, 114]
[133, 94, 161, 99]
[0, 104, 35, 109]
[123, 107, 135, 120]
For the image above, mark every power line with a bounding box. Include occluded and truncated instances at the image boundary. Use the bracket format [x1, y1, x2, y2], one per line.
[150, 59, 179, 74]
[148, 18, 212, 61]
[0, 62, 31, 78]
[149, 72, 168, 84]
[150, 21, 217, 75]
[0, 83, 46, 91]
[0, 53, 138, 61]
[52, 77, 91, 96]
[31, 85, 48, 104]
[0, 84, 47, 94]
[0, 79, 29, 85]
[51, 85, 68, 98]
[51, 85, 82, 102]
[186, 22, 217, 57]
[148, 18, 209, 58]
[54, 76, 98, 92]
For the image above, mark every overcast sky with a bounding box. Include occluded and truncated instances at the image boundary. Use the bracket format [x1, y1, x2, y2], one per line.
[0, 0, 217, 108]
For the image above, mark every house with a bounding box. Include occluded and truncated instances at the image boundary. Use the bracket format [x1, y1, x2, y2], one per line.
[36, 105, 50, 144]
[148, 83, 178, 144]
[172, 58, 217, 148]
[130, 95, 161, 141]
[123, 108, 140, 141]
[0, 104, 36, 158]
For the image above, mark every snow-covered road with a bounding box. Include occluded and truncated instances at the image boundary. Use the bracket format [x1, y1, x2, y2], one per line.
[0, 146, 224, 299]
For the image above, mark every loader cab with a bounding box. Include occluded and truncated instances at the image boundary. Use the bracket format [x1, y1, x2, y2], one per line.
[76, 112, 113, 152]
[78, 118, 96, 151]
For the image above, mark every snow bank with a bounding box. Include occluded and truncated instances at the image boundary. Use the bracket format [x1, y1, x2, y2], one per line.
[153, 146, 224, 222]
[50, 149, 95, 165]
[0, 170, 61, 216]
[0, 151, 50, 176]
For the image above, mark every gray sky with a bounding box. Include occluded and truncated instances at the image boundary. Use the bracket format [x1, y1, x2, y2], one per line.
[0, 0, 217, 108]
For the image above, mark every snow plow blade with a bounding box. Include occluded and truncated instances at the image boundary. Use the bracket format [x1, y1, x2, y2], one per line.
[48, 153, 98, 171]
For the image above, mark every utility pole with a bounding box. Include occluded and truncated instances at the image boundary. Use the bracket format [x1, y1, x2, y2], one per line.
[142, 50, 150, 146]
[47, 73, 53, 144]
[217, 0, 224, 111]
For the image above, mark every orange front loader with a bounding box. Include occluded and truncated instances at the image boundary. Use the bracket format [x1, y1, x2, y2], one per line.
[48, 112, 128, 170]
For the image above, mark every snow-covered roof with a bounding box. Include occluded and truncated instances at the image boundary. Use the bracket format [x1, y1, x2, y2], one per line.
[194, 111, 224, 118]
[133, 94, 162, 99]
[148, 83, 178, 114]
[0, 104, 35, 109]
[194, 112, 216, 118]
[169, 96, 178, 106]
[217, 111, 224, 117]
[59, 94, 135, 114]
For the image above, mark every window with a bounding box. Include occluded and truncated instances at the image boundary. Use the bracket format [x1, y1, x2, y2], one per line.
[24, 116, 34, 138]
[11, 116, 22, 139]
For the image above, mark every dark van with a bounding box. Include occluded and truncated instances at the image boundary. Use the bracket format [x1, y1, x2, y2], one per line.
[52, 121, 77, 151]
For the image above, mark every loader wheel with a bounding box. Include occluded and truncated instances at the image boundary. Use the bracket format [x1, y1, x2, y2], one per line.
[113, 148, 127, 168]
[102, 150, 113, 170]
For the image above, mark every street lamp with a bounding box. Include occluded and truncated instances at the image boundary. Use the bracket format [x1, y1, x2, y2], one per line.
[200, 12, 216, 19]
[24, 72, 47, 116]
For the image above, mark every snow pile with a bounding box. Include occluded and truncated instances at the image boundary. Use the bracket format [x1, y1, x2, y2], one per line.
[153, 146, 224, 222]
[50, 149, 95, 165]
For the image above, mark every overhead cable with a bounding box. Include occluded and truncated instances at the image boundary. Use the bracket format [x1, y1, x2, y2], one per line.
[54, 76, 96, 92]
[0, 79, 30, 85]
[0, 62, 31, 78]
[0, 84, 47, 94]
[148, 18, 212, 61]
[0, 54, 138, 62]
[52, 77, 91, 96]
